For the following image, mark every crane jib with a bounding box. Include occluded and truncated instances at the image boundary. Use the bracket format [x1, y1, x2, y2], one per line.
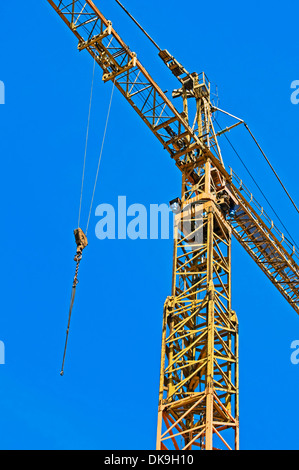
[47, 0, 299, 452]
[47, 0, 299, 315]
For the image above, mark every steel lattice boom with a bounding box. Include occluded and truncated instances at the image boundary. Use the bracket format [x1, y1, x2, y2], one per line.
[47, 0, 299, 450]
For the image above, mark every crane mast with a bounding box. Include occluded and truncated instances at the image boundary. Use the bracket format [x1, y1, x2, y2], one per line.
[47, 0, 299, 450]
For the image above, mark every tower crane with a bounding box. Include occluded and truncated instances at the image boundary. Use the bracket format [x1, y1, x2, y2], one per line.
[47, 0, 299, 450]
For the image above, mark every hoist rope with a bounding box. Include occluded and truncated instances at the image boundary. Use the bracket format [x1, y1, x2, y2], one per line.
[214, 106, 299, 219]
[215, 119, 299, 251]
[244, 124, 299, 217]
[78, 58, 96, 229]
[61, 73, 114, 375]
[60, 251, 83, 376]
[115, 0, 162, 51]
[86, 82, 115, 235]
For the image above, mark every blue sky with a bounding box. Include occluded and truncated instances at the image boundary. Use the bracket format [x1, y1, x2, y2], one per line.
[0, 0, 299, 450]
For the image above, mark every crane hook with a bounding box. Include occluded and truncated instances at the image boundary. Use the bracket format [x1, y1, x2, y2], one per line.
[60, 228, 88, 376]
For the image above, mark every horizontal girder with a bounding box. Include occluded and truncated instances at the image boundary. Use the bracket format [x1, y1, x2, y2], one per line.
[47, 1, 299, 317]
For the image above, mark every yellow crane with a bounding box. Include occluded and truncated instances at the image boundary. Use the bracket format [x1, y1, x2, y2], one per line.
[47, 0, 299, 450]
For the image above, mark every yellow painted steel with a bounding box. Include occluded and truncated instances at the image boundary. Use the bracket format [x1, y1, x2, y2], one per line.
[156, 166, 239, 450]
[47, 0, 299, 450]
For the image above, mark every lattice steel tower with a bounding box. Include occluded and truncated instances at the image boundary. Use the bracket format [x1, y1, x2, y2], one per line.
[156, 73, 239, 450]
[47, 0, 299, 451]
